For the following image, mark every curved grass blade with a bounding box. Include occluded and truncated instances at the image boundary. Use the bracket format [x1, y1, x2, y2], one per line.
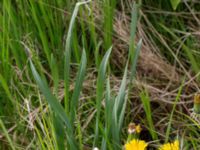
[30, 60, 77, 149]
[64, 0, 91, 113]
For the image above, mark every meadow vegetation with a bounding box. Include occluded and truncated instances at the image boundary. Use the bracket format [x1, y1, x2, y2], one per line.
[1, 0, 200, 149]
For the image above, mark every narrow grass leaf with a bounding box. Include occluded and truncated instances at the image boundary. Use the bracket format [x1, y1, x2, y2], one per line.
[70, 49, 87, 125]
[30, 60, 77, 149]
[50, 54, 59, 94]
[0, 118, 15, 150]
[111, 64, 128, 149]
[0, 74, 13, 103]
[35, 126, 46, 150]
[165, 78, 184, 143]
[64, 0, 91, 113]
[115, 64, 128, 120]
[95, 41, 102, 68]
[103, 0, 116, 49]
[29, 0, 51, 64]
[160, 24, 199, 75]
[94, 47, 112, 147]
[129, 3, 139, 61]
[53, 114, 65, 150]
[140, 90, 158, 140]
[77, 119, 83, 150]
[102, 78, 113, 150]
[129, 39, 142, 85]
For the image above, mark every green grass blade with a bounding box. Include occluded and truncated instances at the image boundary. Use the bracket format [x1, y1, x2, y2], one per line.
[111, 64, 128, 149]
[118, 90, 129, 132]
[70, 49, 87, 125]
[64, 0, 91, 113]
[140, 90, 158, 140]
[0, 74, 13, 104]
[129, 39, 142, 85]
[128, 3, 139, 61]
[115, 64, 128, 120]
[160, 24, 199, 75]
[95, 41, 102, 68]
[30, 60, 77, 149]
[35, 126, 47, 150]
[77, 119, 83, 150]
[50, 54, 59, 94]
[103, 0, 117, 50]
[165, 78, 185, 143]
[94, 47, 112, 147]
[29, 0, 51, 64]
[53, 114, 65, 150]
[101, 77, 113, 150]
[0, 118, 15, 150]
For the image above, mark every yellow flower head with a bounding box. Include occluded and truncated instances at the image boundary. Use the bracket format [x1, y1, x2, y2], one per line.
[128, 123, 142, 134]
[159, 140, 179, 150]
[135, 125, 142, 133]
[125, 139, 148, 150]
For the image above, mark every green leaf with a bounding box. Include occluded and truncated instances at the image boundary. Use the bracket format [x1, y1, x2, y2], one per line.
[170, 0, 181, 10]
[160, 24, 199, 75]
[129, 39, 142, 86]
[53, 114, 65, 150]
[0, 74, 13, 103]
[94, 47, 112, 147]
[0, 119, 15, 150]
[165, 78, 185, 143]
[64, 0, 91, 114]
[30, 60, 77, 149]
[111, 63, 128, 150]
[140, 90, 158, 140]
[70, 49, 87, 125]
[129, 3, 139, 61]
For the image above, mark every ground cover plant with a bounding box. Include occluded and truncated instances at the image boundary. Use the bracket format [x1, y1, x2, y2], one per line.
[1, 0, 200, 149]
